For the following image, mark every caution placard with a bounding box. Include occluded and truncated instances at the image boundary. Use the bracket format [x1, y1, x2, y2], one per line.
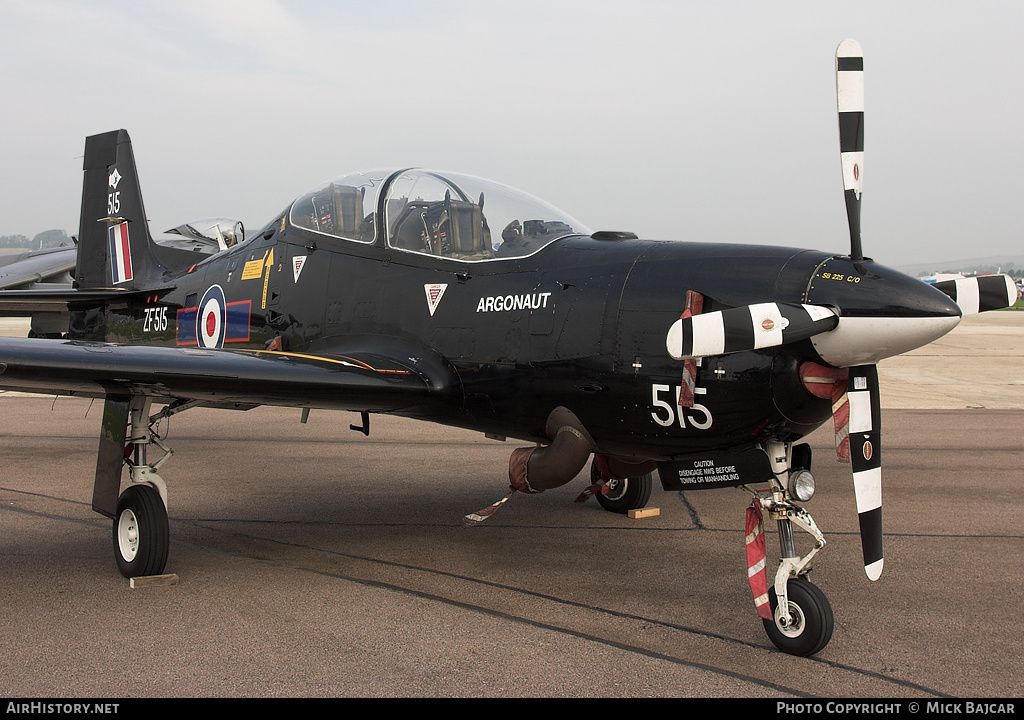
[658, 447, 773, 491]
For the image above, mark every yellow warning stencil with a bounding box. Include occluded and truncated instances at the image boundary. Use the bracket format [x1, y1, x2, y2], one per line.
[242, 249, 271, 281]
[241, 260, 264, 280]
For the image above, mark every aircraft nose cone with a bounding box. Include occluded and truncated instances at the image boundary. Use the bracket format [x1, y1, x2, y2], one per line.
[804, 257, 961, 367]
[807, 256, 961, 319]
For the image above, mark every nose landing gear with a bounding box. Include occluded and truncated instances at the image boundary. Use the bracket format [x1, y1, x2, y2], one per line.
[747, 439, 834, 656]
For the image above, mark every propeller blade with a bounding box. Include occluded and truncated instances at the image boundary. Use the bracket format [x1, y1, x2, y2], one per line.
[837, 39, 865, 262]
[666, 302, 838, 360]
[931, 274, 1019, 315]
[847, 364, 883, 581]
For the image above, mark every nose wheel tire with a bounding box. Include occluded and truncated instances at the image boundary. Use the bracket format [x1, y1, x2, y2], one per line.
[590, 461, 654, 514]
[762, 576, 834, 656]
[113, 484, 169, 578]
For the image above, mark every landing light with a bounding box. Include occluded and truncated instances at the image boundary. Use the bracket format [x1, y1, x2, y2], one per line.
[789, 470, 815, 502]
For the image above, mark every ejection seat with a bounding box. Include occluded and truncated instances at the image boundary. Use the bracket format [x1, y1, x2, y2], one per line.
[419, 191, 493, 260]
[307, 183, 367, 240]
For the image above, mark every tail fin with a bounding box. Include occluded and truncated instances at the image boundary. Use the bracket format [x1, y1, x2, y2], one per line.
[75, 130, 192, 290]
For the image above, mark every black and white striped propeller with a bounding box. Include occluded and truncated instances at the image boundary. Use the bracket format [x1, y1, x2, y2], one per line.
[932, 274, 1019, 316]
[665, 40, 1016, 582]
[837, 39, 865, 262]
[666, 302, 838, 360]
[835, 39, 884, 580]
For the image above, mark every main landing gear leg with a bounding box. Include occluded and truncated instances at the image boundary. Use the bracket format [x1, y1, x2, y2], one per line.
[112, 397, 172, 578]
[749, 440, 834, 657]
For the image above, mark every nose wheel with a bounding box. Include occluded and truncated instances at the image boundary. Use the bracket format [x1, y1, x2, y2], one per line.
[762, 576, 834, 656]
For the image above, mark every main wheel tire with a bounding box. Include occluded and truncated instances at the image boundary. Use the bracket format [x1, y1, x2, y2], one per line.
[113, 484, 169, 578]
[762, 576, 834, 656]
[590, 461, 654, 514]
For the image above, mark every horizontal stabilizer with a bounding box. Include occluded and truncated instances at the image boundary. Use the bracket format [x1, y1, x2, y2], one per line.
[666, 302, 838, 360]
[0, 287, 144, 315]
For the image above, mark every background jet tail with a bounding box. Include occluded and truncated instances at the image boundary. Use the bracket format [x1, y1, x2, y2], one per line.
[74, 130, 194, 290]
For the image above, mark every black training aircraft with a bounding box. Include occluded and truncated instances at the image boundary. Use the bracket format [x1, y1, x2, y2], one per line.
[0, 40, 1016, 656]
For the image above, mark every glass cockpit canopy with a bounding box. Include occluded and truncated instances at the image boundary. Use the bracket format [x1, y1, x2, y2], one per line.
[288, 169, 590, 260]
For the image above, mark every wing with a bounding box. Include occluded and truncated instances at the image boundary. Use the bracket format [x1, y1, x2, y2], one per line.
[0, 337, 460, 415]
[0, 247, 77, 290]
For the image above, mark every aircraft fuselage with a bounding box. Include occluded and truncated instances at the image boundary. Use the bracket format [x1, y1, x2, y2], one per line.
[74, 220, 951, 463]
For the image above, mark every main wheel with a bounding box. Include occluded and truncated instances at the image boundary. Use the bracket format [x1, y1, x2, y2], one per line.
[762, 576, 834, 656]
[590, 461, 653, 514]
[113, 484, 169, 578]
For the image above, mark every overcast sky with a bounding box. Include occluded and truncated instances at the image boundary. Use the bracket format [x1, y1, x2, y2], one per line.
[1, 0, 1021, 267]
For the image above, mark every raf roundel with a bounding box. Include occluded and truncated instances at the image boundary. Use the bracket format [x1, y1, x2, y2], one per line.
[197, 285, 227, 349]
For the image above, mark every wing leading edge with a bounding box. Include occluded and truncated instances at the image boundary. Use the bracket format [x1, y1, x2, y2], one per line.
[0, 337, 460, 415]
